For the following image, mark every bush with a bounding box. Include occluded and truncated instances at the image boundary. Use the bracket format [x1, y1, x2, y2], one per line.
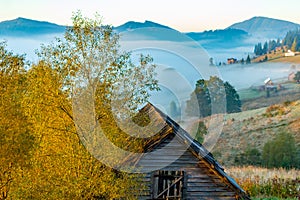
[235, 148, 262, 166]
[262, 132, 299, 169]
[263, 104, 288, 117]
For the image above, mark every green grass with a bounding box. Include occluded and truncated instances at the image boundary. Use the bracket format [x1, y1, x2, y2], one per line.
[238, 82, 300, 101]
[224, 107, 266, 121]
[238, 88, 265, 100]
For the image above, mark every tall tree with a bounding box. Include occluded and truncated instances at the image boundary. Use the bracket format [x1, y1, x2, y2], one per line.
[224, 82, 241, 113]
[0, 41, 34, 199]
[12, 11, 159, 199]
[254, 42, 263, 56]
[283, 29, 300, 50]
[291, 37, 298, 52]
[186, 77, 241, 117]
[268, 40, 277, 52]
[186, 79, 211, 117]
[263, 41, 268, 54]
[246, 55, 251, 64]
[276, 38, 281, 47]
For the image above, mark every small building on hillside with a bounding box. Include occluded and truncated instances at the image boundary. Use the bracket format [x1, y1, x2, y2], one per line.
[285, 50, 295, 57]
[264, 77, 273, 86]
[263, 77, 278, 97]
[126, 103, 250, 199]
[227, 58, 237, 64]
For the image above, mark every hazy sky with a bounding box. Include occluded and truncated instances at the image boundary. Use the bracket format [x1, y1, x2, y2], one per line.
[1, 0, 300, 32]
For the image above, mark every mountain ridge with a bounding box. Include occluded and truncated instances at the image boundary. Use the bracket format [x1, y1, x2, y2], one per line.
[114, 20, 174, 32]
[1, 16, 300, 39]
[0, 17, 66, 36]
[228, 16, 300, 38]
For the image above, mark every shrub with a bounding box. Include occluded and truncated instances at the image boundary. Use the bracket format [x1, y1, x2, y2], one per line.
[264, 104, 289, 117]
[262, 132, 299, 169]
[235, 148, 262, 166]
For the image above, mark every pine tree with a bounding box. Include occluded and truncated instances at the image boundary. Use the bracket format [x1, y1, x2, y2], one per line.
[246, 55, 251, 64]
[254, 43, 263, 55]
[241, 58, 245, 65]
[263, 41, 268, 54]
[291, 37, 298, 52]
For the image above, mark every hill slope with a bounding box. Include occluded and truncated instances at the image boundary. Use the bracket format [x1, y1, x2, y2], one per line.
[210, 100, 300, 166]
[228, 16, 300, 39]
[0, 17, 66, 36]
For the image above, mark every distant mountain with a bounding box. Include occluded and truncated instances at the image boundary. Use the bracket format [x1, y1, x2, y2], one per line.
[228, 16, 300, 39]
[186, 28, 248, 41]
[185, 28, 250, 49]
[1, 16, 299, 62]
[113, 20, 190, 41]
[0, 17, 66, 37]
[114, 20, 173, 32]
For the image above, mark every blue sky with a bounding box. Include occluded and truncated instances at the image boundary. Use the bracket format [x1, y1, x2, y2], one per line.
[1, 0, 300, 32]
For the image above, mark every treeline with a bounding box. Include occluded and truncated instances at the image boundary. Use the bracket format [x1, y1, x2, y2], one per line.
[0, 12, 159, 199]
[282, 29, 300, 52]
[254, 29, 300, 56]
[254, 39, 281, 56]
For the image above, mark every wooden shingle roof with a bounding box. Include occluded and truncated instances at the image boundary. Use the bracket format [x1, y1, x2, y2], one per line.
[129, 103, 250, 199]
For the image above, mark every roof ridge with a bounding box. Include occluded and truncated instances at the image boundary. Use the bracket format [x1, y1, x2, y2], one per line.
[148, 103, 249, 199]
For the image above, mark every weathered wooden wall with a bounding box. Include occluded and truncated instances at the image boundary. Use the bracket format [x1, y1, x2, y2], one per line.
[135, 135, 239, 200]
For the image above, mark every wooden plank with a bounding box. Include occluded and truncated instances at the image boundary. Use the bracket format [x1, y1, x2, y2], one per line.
[185, 196, 236, 200]
[187, 191, 236, 196]
[138, 162, 199, 168]
[139, 156, 199, 162]
[187, 179, 224, 184]
[187, 186, 230, 192]
[187, 182, 227, 187]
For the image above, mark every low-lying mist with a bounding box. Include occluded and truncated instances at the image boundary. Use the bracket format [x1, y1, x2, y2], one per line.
[2, 33, 299, 116]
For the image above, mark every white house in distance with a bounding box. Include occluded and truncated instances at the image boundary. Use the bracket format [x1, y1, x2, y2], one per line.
[285, 50, 295, 57]
[264, 77, 272, 85]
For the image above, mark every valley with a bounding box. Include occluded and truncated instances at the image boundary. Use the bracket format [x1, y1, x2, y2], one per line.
[1, 14, 299, 199]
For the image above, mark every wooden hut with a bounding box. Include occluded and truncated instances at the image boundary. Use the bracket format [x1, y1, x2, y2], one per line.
[126, 103, 250, 199]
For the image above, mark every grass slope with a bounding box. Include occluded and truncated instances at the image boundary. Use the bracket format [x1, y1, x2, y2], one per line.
[209, 100, 300, 166]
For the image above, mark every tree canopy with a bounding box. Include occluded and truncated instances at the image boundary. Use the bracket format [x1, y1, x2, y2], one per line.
[0, 41, 34, 199]
[283, 29, 300, 51]
[186, 76, 241, 117]
[294, 71, 300, 83]
[1, 11, 159, 199]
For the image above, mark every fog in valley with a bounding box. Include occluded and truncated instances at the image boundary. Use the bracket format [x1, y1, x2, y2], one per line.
[1, 31, 299, 116]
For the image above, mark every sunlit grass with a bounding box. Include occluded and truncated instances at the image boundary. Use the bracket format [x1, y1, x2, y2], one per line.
[226, 166, 300, 199]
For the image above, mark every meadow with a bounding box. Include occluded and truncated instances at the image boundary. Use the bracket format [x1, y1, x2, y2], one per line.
[227, 166, 300, 199]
